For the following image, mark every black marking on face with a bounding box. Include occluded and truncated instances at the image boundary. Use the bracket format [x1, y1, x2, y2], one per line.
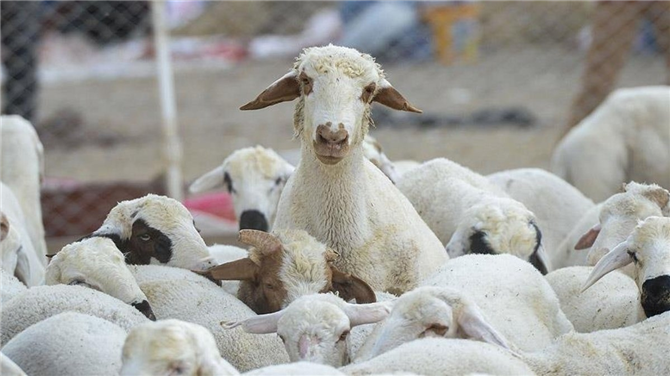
[469, 231, 496, 255]
[224, 172, 234, 194]
[132, 299, 157, 321]
[641, 275, 670, 317]
[528, 222, 548, 275]
[123, 219, 173, 265]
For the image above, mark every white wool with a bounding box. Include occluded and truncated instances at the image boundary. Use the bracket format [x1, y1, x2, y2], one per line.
[0, 115, 47, 266]
[554, 203, 601, 268]
[585, 182, 669, 277]
[243, 362, 344, 376]
[0, 352, 26, 376]
[0, 269, 26, 304]
[341, 338, 534, 375]
[139, 279, 288, 372]
[346, 291, 397, 360]
[2, 312, 127, 376]
[93, 194, 215, 270]
[546, 266, 644, 332]
[397, 158, 542, 265]
[265, 45, 447, 295]
[0, 284, 148, 346]
[552, 86, 670, 202]
[130, 262, 241, 299]
[522, 311, 670, 375]
[0, 210, 23, 281]
[189, 145, 295, 231]
[0, 182, 44, 286]
[487, 167, 595, 269]
[121, 319, 239, 376]
[46, 237, 148, 306]
[419, 254, 573, 352]
[361, 135, 400, 183]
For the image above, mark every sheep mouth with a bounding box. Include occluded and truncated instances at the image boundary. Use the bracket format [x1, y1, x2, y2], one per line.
[313, 140, 350, 165]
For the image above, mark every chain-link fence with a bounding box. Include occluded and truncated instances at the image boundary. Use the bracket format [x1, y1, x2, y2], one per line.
[1, 1, 668, 246]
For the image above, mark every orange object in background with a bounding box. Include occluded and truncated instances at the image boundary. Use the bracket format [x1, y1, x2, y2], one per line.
[422, 3, 481, 65]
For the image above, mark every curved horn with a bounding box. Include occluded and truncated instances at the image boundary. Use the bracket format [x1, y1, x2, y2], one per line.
[343, 300, 394, 327]
[221, 310, 285, 334]
[581, 240, 634, 292]
[238, 230, 282, 255]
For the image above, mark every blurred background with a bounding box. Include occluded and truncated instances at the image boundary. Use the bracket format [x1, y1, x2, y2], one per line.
[1, 1, 668, 249]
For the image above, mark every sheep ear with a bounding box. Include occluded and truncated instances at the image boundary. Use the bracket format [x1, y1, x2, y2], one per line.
[581, 240, 634, 292]
[330, 266, 377, 304]
[457, 303, 512, 351]
[343, 300, 393, 327]
[373, 79, 422, 113]
[189, 165, 225, 193]
[44, 255, 62, 284]
[642, 187, 670, 210]
[221, 310, 284, 334]
[575, 224, 601, 250]
[0, 214, 8, 241]
[240, 71, 300, 110]
[201, 257, 259, 281]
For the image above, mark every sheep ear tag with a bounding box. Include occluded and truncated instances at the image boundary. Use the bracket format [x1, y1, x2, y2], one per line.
[373, 79, 422, 113]
[240, 71, 300, 110]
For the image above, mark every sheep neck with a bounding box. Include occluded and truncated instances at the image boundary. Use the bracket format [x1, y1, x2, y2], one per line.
[296, 143, 369, 252]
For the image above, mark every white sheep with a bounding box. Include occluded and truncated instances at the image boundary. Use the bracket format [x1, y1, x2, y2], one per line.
[2, 312, 127, 376]
[418, 254, 573, 353]
[0, 115, 47, 266]
[582, 216, 670, 318]
[46, 237, 156, 319]
[189, 145, 295, 232]
[139, 278, 288, 372]
[0, 284, 148, 346]
[0, 182, 44, 286]
[522, 311, 670, 375]
[244, 362, 345, 376]
[0, 269, 26, 304]
[573, 182, 670, 277]
[240, 44, 447, 294]
[361, 134, 400, 183]
[0, 352, 26, 376]
[199, 229, 377, 314]
[552, 203, 601, 269]
[546, 266, 643, 332]
[90, 194, 216, 271]
[121, 319, 239, 376]
[487, 167, 595, 269]
[397, 158, 549, 273]
[340, 338, 534, 375]
[222, 293, 394, 367]
[551, 86, 670, 203]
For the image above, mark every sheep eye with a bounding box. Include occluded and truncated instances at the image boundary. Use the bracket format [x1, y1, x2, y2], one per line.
[365, 83, 375, 93]
[275, 177, 283, 186]
[302, 78, 310, 85]
[338, 330, 350, 342]
[139, 234, 151, 241]
[627, 250, 638, 263]
[68, 279, 85, 286]
[421, 323, 448, 337]
[265, 283, 275, 290]
[223, 172, 235, 194]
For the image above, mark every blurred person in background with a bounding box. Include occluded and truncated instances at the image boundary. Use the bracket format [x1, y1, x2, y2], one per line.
[565, 1, 670, 133]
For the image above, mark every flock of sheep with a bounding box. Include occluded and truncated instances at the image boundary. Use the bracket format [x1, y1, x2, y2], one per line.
[1, 44, 669, 376]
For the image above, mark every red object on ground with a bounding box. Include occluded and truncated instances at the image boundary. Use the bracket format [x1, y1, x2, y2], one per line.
[183, 192, 236, 222]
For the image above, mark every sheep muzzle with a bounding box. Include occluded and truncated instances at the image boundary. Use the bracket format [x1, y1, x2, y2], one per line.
[314, 123, 350, 164]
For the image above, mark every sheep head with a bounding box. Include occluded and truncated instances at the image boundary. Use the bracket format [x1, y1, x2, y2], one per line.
[583, 216, 670, 318]
[222, 293, 392, 367]
[240, 45, 421, 165]
[189, 146, 294, 232]
[121, 319, 238, 376]
[90, 194, 215, 271]
[198, 229, 376, 314]
[45, 237, 156, 320]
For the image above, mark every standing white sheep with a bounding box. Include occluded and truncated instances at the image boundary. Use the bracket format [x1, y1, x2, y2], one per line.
[0, 115, 47, 266]
[240, 44, 447, 294]
[397, 158, 549, 273]
[552, 86, 670, 202]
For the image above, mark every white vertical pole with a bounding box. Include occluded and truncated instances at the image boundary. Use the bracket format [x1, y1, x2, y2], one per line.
[151, 0, 183, 201]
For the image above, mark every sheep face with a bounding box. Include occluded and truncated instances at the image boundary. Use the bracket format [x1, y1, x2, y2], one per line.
[0, 212, 22, 273]
[240, 45, 421, 165]
[365, 287, 510, 360]
[575, 182, 670, 265]
[93, 194, 215, 271]
[189, 146, 294, 232]
[45, 237, 156, 320]
[583, 216, 670, 317]
[121, 320, 237, 376]
[222, 293, 391, 367]
[445, 201, 548, 274]
[199, 230, 376, 314]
